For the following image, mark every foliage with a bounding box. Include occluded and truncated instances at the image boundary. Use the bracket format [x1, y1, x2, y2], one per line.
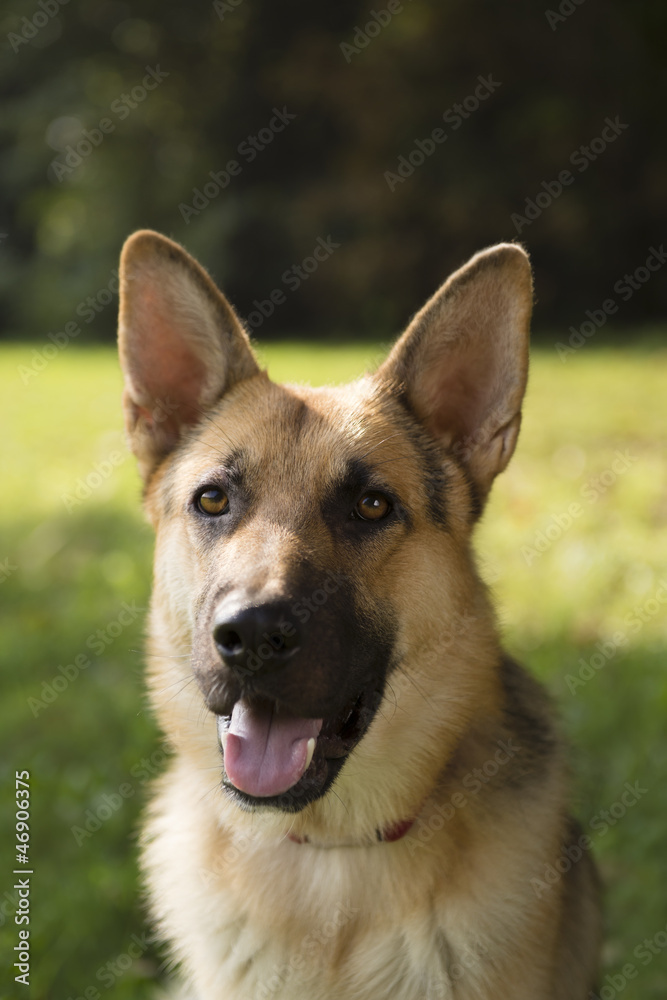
[0, 1, 665, 342]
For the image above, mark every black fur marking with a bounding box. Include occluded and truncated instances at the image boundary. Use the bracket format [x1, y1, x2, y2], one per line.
[187, 449, 253, 545]
[499, 655, 559, 786]
[285, 395, 308, 439]
[457, 463, 483, 523]
[388, 390, 450, 528]
[321, 457, 409, 538]
[203, 559, 398, 813]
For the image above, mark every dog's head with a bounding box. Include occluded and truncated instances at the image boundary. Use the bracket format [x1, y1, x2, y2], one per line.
[118, 231, 532, 840]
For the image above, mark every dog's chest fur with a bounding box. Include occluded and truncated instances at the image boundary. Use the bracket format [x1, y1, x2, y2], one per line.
[144, 758, 559, 1000]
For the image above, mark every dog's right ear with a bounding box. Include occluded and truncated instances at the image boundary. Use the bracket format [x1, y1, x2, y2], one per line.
[118, 230, 260, 479]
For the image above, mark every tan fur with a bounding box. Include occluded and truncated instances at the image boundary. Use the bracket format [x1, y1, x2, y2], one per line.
[117, 231, 601, 999]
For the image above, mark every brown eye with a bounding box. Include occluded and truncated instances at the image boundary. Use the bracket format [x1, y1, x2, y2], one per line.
[355, 492, 391, 521]
[196, 488, 229, 516]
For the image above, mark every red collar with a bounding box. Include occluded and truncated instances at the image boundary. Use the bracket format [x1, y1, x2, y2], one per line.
[380, 817, 415, 842]
[288, 816, 415, 847]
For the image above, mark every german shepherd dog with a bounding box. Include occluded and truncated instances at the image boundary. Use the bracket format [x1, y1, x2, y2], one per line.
[117, 231, 601, 999]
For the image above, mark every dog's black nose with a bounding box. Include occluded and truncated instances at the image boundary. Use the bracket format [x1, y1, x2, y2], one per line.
[213, 603, 300, 677]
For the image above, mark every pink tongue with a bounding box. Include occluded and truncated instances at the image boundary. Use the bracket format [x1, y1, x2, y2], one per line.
[223, 701, 322, 798]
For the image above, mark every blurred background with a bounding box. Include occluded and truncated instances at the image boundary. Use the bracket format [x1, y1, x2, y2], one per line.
[1, 0, 666, 340]
[1, 2, 666, 998]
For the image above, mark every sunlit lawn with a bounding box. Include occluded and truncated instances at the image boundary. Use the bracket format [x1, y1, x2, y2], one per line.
[1, 340, 666, 999]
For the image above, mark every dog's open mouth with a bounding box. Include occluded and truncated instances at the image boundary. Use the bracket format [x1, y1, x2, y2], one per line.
[217, 685, 378, 811]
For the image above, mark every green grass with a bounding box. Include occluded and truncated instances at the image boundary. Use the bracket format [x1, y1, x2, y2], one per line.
[1, 341, 666, 999]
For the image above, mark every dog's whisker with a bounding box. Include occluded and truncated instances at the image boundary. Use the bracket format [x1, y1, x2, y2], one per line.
[394, 665, 434, 706]
[368, 454, 413, 469]
[284, 816, 300, 840]
[152, 672, 196, 693]
[161, 676, 199, 704]
[190, 405, 241, 452]
[328, 787, 349, 816]
[195, 779, 224, 809]
[384, 679, 419, 714]
[357, 430, 404, 460]
[191, 438, 239, 460]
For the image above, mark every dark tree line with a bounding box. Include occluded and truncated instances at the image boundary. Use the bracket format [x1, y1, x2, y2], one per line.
[0, 0, 665, 342]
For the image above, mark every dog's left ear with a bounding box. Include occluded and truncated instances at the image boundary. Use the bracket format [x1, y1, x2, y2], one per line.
[118, 230, 260, 479]
[376, 243, 533, 502]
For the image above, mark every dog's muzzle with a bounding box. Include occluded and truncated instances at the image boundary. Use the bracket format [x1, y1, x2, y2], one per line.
[212, 600, 301, 676]
[199, 588, 394, 812]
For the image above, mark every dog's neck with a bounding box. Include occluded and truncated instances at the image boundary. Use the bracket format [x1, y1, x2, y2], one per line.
[287, 816, 415, 848]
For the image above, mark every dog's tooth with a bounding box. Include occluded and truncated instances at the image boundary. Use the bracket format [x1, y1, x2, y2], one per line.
[217, 715, 230, 754]
[305, 737, 316, 770]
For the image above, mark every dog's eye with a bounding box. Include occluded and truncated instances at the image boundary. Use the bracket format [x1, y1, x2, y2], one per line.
[355, 492, 392, 521]
[196, 488, 229, 516]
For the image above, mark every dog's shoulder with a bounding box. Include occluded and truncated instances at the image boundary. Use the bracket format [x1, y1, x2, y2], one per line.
[497, 652, 561, 783]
